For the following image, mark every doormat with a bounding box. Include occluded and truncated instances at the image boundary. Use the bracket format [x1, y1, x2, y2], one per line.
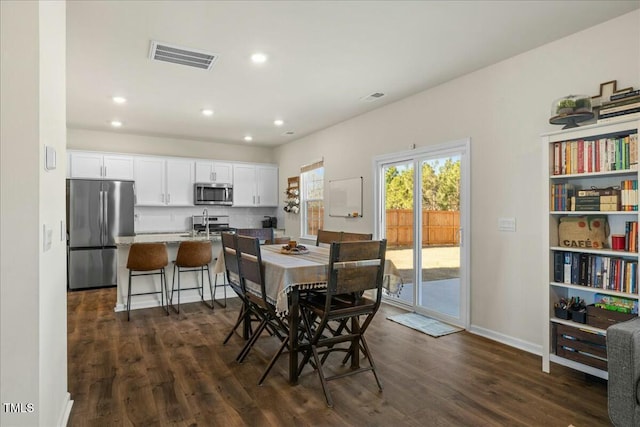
[387, 312, 462, 337]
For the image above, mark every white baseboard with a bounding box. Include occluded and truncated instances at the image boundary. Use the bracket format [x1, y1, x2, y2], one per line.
[114, 285, 236, 312]
[57, 392, 73, 427]
[468, 324, 542, 356]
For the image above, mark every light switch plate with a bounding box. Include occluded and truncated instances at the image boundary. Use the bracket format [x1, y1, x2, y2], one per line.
[498, 217, 516, 232]
[44, 145, 57, 170]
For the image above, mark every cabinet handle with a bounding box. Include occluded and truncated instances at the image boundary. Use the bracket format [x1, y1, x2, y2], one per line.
[161, 194, 164, 203]
[104, 166, 107, 177]
[257, 196, 260, 205]
[100, 165, 104, 177]
[210, 172, 213, 181]
[167, 193, 171, 204]
[213, 172, 217, 181]
[253, 196, 256, 205]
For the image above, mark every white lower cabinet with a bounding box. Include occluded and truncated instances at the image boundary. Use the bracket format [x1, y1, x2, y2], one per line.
[134, 157, 194, 206]
[233, 164, 278, 207]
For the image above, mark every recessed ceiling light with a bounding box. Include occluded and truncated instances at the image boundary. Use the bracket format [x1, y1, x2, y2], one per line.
[251, 53, 267, 64]
[201, 109, 214, 116]
[274, 119, 284, 126]
[110, 120, 123, 128]
[244, 135, 253, 142]
[112, 96, 127, 104]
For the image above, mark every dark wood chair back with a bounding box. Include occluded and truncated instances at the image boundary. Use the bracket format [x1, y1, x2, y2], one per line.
[341, 232, 373, 242]
[327, 239, 386, 297]
[236, 228, 275, 244]
[316, 229, 343, 246]
[221, 232, 242, 293]
[266, 236, 291, 245]
[236, 235, 268, 307]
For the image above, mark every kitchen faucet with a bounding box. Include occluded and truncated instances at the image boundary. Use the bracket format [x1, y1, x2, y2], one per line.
[203, 209, 209, 238]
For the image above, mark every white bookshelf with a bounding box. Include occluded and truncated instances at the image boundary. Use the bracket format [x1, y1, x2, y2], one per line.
[542, 117, 640, 379]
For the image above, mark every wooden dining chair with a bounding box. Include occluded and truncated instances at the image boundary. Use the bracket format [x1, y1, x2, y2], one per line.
[297, 239, 387, 407]
[236, 228, 275, 244]
[235, 235, 290, 385]
[221, 232, 257, 344]
[341, 231, 373, 242]
[316, 229, 343, 246]
[266, 236, 291, 245]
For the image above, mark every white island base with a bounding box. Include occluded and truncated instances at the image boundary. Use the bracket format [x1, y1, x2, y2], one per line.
[114, 233, 230, 313]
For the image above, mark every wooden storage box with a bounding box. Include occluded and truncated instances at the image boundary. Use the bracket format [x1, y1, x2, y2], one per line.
[555, 323, 607, 371]
[586, 304, 636, 329]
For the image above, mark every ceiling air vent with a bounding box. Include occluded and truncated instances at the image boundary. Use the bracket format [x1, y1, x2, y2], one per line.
[149, 41, 218, 71]
[360, 92, 385, 102]
[283, 131, 295, 136]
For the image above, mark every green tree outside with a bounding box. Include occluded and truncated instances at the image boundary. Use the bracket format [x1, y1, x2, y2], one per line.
[385, 159, 460, 211]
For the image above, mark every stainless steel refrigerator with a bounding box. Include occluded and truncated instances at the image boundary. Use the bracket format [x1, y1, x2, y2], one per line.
[67, 179, 135, 290]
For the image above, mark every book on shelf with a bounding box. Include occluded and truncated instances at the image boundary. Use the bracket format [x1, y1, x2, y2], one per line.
[597, 111, 640, 125]
[620, 179, 638, 211]
[553, 250, 638, 294]
[599, 101, 640, 116]
[610, 89, 640, 102]
[599, 107, 640, 120]
[552, 132, 638, 175]
[602, 94, 640, 109]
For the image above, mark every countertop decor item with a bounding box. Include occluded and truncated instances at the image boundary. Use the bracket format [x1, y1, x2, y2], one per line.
[549, 94, 594, 129]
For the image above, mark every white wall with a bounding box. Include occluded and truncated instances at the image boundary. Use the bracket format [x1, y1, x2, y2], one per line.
[67, 128, 275, 164]
[1, 1, 70, 426]
[274, 10, 640, 352]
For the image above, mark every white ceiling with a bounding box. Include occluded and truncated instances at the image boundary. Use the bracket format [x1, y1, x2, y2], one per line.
[66, 1, 639, 147]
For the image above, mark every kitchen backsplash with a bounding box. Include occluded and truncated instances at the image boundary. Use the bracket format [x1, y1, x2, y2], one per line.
[134, 206, 279, 234]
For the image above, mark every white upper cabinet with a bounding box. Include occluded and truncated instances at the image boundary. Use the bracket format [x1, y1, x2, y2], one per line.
[134, 156, 194, 206]
[134, 157, 165, 206]
[68, 151, 134, 180]
[256, 165, 279, 206]
[195, 161, 233, 184]
[166, 158, 194, 206]
[232, 164, 278, 207]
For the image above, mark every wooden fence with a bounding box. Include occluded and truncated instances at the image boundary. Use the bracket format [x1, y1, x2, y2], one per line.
[385, 209, 459, 247]
[304, 207, 458, 247]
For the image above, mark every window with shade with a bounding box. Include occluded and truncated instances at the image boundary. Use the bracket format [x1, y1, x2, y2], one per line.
[300, 160, 324, 237]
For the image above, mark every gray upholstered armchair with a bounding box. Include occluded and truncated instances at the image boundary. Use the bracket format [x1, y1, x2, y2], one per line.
[607, 317, 640, 427]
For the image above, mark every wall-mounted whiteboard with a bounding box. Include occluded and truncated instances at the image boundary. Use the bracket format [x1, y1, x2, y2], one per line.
[329, 176, 363, 217]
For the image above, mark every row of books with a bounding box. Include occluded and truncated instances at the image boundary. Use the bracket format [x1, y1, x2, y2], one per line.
[623, 221, 638, 253]
[598, 90, 640, 124]
[552, 133, 638, 175]
[553, 251, 638, 294]
[620, 179, 639, 211]
[550, 180, 638, 211]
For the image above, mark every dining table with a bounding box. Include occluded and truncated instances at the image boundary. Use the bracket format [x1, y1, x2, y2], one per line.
[213, 242, 402, 384]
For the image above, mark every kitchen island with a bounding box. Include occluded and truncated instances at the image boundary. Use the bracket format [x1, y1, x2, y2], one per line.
[114, 233, 227, 313]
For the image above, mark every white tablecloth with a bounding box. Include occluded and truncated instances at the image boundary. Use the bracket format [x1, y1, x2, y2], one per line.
[214, 244, 402, 315]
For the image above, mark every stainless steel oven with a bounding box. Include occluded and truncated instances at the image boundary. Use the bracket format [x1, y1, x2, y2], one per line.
[194, 183, 233, 205]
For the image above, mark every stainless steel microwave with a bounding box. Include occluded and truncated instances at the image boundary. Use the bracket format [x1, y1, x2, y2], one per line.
[194, 183, 233, 205]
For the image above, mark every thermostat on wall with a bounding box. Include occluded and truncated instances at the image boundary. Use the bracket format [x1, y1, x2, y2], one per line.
[44, 145, 56, 170]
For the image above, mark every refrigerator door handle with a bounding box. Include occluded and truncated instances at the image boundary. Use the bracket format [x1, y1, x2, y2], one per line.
[98, 190, 104, 246]
[103, 190, 108, 244]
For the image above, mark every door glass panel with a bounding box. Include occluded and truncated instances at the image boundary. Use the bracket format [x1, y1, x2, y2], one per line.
[381, 162, 415, 306]
[418, 156, 461, 318]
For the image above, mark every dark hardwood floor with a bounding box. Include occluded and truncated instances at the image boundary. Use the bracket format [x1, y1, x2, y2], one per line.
[67, 288, 610, 426]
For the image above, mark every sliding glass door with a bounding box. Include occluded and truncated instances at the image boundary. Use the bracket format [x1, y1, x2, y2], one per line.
[375, 139, 470, 327]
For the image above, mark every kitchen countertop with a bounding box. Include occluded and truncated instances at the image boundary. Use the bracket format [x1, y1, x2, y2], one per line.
[115, 233, 221, 245]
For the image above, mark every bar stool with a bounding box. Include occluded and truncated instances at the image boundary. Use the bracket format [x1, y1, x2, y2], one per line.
[170, 240, 214, 314]
[126, 243, 169, 321]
